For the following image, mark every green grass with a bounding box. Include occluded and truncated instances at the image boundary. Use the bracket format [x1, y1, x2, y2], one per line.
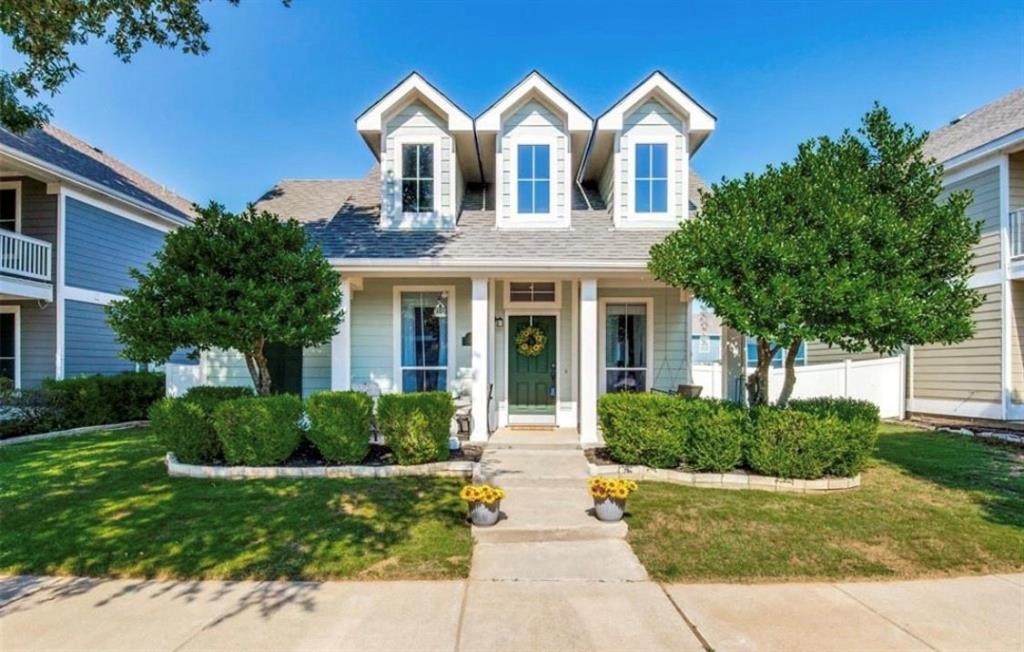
[0, 429, 472, 581]
[627, 424, 1024, 582]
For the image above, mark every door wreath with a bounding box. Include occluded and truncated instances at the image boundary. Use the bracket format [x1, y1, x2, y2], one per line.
[514, 323, 547, 357]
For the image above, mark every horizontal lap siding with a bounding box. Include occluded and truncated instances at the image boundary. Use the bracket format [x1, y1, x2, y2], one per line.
[598, 286, 690, 391]
[1011, 282, 1024, 404]
[64, 300, 134, 376]
[383, 101, 454, 227]
[912, 284, 1002, 402]
[943, 167, 1000, 273]
[65, 197, 166, 294]
[620, 100, 687, 223]
[1009, 152, 1024, 211]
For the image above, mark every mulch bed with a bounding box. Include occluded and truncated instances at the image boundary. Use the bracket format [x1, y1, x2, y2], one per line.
[584, 447, 617, 466]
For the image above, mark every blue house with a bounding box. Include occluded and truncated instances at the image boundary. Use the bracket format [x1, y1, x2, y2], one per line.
[0, 124, 194, 388]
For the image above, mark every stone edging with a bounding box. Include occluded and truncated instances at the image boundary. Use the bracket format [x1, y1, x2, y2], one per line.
[587, 463, 860, 493]
[0, 421, 150, 447]
[166, 453, 477, 480]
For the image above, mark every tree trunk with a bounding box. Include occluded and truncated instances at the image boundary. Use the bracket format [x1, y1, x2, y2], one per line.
[243, 337, 273, 396]
[776, 339, 803, 407]
[745, 338, 775, 406]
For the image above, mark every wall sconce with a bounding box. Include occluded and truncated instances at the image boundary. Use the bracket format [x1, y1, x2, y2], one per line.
[495, 316, 504, 328]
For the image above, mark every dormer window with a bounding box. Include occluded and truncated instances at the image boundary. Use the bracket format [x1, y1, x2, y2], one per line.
[517, 144, 550, 214]
[635, 143, 668, 213]
[401, 143, 435, 213]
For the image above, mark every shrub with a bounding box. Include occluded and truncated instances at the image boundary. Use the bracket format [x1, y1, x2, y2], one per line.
[0, 388, 65, 439]
[684, 399, 749, 472]
[42, 371, 164, 427]
[182, 385, 255, 413]
[789, 398, 879, 476]
[150, 398, 219, 463]
[746, 407, 843, 479]
[597, 393, 688, 468]
[213, 394, 304, 466]
[376, 392, 454, 465]
[305, 391, 373, 463]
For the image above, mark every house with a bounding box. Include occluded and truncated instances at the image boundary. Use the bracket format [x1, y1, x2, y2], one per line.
[0, 123, 194, 388]
[199, 70, 727, 443]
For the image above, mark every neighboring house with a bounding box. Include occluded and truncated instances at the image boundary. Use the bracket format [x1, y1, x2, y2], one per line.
[691, 301, 722, 364]
[0, 124, 194, 389]
[200, 70, 722, 443]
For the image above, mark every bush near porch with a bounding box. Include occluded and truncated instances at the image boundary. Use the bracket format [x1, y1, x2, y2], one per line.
[597, 394, 879, 479]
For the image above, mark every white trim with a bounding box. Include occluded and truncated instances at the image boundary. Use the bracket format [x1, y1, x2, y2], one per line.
[391, 284, 456, 393]
[0, 180, 23, 232]
[578, 279, 598, 443]
[63, 285, 121, 306]
[0, 304, 21, 388]
[596, 72, 715, 133]
[61, 186, 174, 233]
[625, 139, 676, 225]
[331, 277, 352, 391]
[507, 136, 562, 225]
[998, 155, 1011, 421]
[598, 297, 655, 395]
[503, 308, 560, 426]
[569, 279, 579, 430]
[0, 276, 52, 301]
[941, 156, 1001, 186]
[356, 73, 473, 134]
[941, 128, 1024, 174]
[390, 135, 445, 227]
[907, 397, 1004, 420]
[470, 277, 490, 441]
[503, 279, 562, 309]
[330, 257, 649, 272]
[54, 189, 65, 380]
[476, 72, 592, 134]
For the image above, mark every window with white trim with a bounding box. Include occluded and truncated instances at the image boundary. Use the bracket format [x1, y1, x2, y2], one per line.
[517, 144, 550, 214]
[399, 291, 448, 391]
[401, 144, 434, 213]
[635, 143, 668, 213]
[604, 303, 648, 393]
[0, 310, 16, 386]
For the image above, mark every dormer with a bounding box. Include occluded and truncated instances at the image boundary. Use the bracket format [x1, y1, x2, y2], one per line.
[476, 72, 592, 229]
[582, 72, 715, 229]
[356, 73, 476, 229]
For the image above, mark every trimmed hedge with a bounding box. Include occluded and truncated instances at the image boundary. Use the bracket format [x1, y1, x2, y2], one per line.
[305, 391, 373, 463]
[597, 393, 879, 479]
[42, 371, 164, 427]
[376, 392, 454, 465]
[150, 386, 255, 463]
[213, 395, 304, 466]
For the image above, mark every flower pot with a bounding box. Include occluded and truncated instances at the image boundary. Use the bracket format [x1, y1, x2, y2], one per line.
[469, 500, 500, 526]
[593, 497, 626, 522]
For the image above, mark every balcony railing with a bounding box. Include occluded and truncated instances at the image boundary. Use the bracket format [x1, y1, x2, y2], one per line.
[0, 230, 52, 282]
[1012, 209, 1024, 260]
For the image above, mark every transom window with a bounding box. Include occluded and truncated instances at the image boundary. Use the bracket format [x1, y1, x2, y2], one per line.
[0, 186, 18, 232]
[604, 303, 648, 393]
[401, 144, 434, 213]
[635, 143, 668, 213]
[508, 281, 556, 304]
[517, 144, 550, 214]
[399, 291, 448, 392]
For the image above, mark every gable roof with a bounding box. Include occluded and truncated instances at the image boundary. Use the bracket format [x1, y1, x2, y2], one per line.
[922, 88, 1024, 165]
[475, 70, 593, 132]
[0, 123, 194, 223]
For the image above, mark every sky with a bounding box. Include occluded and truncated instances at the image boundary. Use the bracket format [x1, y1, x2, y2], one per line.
[3, 0, 1023, 211]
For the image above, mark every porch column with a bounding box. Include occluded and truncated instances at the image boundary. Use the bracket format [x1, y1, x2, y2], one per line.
[579, 278, 599, 443]
[330, 277, 351, 390]
[471, 277, 490, 442]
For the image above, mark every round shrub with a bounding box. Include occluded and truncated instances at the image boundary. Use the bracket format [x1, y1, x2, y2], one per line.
[684, 400, 748, 472]
[183, 385, 255, 407]
[305, 391, 373, 463]
[597, 393, 687, 468]
[213, 394, 304, 466]
[376, 392, 454, 465]
[746, 407, 842, 479]
[150, 398, 220, 464]
[788, 398, 879, 476]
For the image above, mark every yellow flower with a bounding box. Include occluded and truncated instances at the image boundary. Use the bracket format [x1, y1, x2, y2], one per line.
[587, 476, 636, 500]
[461, 484, 505, 504]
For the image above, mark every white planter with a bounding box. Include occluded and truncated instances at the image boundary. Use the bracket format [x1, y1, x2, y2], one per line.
[593, 497, 625, 522]
[469, 500, 500, 526]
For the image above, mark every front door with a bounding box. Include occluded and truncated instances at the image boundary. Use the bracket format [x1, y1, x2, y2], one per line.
[508, 315, 557, 423]
[264, 342, 303, 395]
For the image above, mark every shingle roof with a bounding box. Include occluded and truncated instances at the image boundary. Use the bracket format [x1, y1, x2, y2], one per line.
[922, 88, 1024, 164]
[253, 168, 708, 264]
[0, 123, 195, 221]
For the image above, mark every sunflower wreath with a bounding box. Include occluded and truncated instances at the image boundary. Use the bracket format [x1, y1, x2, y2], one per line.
[514, 324, 548, 357]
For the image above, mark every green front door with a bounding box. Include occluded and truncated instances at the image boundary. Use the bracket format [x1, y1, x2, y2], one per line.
[265, 342, 303, 396]
[508, 315, 557, 419]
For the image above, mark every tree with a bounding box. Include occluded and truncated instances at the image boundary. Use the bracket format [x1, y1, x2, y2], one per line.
[0, 0, 286, 133]
[107, 203, 342, 395]
[649, 105, 982, 406]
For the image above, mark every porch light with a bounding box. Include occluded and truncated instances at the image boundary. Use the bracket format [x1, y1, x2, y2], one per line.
[434, 292, 448, 318]
[495, 316, 504, 328]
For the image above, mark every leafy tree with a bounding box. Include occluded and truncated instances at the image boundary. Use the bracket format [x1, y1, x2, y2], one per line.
[0, 0, 286, 133]
[649, 105, 982, 405]
[107, 203, 342, 395]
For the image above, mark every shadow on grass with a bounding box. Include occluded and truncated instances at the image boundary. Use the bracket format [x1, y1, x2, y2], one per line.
[873, 428, 1024, 529]
[0, 430, 472, 584]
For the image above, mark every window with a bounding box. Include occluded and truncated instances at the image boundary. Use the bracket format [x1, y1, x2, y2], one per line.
[0, 310, 15, 386]
[399, 291, 448, 392]
[699, 335, 711, 353]
[604, 303, 648, 393]
[745, 339, 807, 368]
[401, 144, 434, 213]
[635, 143, 668, 213]
[517, 144, 550, 214]
[0, 185, 18, 232]
[507, 281, 557, 305]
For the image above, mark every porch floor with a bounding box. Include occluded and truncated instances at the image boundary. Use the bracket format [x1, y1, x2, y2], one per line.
[486, 427, 581, 449]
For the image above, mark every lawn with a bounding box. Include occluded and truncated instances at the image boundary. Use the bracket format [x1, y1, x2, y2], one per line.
[0, 428, 472, 581]
[627, 423, 1024, 582]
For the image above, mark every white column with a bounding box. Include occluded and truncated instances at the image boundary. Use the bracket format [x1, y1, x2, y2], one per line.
[471, 277, 490, 442]
[579, 278, 598, 443]
[331, 277, 352, 391]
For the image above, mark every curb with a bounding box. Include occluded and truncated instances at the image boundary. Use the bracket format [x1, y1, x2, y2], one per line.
[587, 463, 860, 493]
[0, 421, 150, 447]
[165, 453, 478, 480]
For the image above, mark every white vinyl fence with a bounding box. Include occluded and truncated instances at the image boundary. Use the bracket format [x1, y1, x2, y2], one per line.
[165, 362, 205, 398]
[693, 355, 906, 419]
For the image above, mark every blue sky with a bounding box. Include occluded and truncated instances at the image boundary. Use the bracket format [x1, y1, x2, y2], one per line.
[5, 0, 1022, 210]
